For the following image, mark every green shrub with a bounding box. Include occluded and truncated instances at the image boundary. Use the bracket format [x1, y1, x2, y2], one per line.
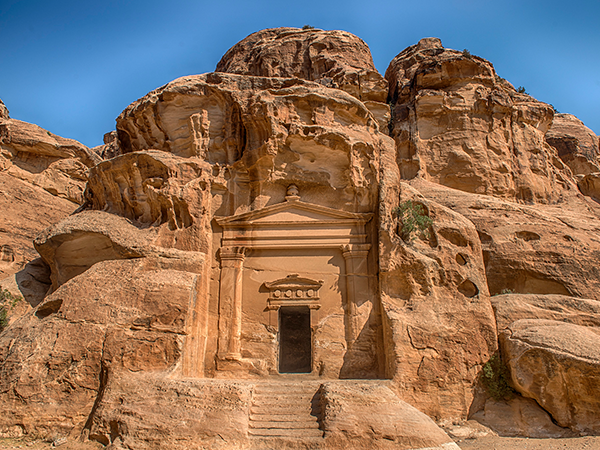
[302, 25, 315, 30]
[394, 200, 433, 241]
[500, 288, 515, 294]
[480, 353, 515, 401]
[517, 86, 527, 94]
[0, 288, 22, 332]
[462, 49, 472, 59]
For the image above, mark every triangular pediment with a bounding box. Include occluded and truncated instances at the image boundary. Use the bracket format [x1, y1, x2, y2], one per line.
[216, 200, 372, 226]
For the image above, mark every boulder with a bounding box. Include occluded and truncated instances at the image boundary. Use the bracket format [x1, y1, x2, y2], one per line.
[470, 395, 572, 438]
[320, 381, 460, 449]
[386, 38, 575, 203]
[500, 319, 600, 434]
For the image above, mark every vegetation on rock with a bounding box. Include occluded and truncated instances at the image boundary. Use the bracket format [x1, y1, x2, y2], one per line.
[394, 200, 433, 241]
[480, 353, 515, 401]
[0, 289, 21, 332]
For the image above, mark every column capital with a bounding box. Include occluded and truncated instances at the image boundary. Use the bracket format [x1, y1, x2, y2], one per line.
[219, 246, 246, 261]
[342, 243, 371, 258]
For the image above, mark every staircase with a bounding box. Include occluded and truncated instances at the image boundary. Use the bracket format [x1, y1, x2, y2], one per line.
[248, 381, 323, 439]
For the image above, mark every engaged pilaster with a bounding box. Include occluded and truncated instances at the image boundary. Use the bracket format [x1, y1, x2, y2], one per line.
[217, 246, 246, 361]
[342, 243, 371, 345]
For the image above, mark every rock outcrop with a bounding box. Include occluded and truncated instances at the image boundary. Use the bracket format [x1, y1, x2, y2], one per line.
[216, 27, 390, 132]
[1, 28, 600, 448]
[410, 179, 600, 300]
[386, 38, 575, 203]
[0, 106, 100, 293]
[0, 99, 9, 120]
[546, 113, 600, 175]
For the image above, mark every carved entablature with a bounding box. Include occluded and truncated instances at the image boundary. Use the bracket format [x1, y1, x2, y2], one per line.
[263, 274, 323, 310]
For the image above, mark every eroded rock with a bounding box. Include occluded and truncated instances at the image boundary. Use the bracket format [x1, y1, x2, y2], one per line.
[216, 27, 388, 103]
[386, 38, 575, 203]
[500, 319, 600, 434]
[546, 113, 600, 175]
[411, 178, 600, 300]
[0, 257, 202, 436]
[378, 178, 498, 420]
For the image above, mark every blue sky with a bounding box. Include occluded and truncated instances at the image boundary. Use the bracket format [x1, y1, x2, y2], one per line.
[1, 0, 598, 148]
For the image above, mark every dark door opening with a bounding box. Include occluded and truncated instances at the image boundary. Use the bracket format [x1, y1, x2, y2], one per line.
[279, 306, 312, 373]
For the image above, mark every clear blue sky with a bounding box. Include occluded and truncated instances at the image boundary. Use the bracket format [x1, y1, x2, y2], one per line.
[1, 0, 598, 148]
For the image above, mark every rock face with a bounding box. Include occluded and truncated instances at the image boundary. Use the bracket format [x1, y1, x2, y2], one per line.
[0, 107, 100, 295]
[546, 113, 600, 175]
[216, 27, 390, 132]
[1, 28, 600, 448]
[216, 27, 388, 103]
[386, 38, 575, 203]
[411, 179, 600, 300]
[500, 319, 600, 434]
[0, 99, 9, 120]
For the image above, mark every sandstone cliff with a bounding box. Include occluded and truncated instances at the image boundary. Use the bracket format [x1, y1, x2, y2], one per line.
[0, 102, 101, 307]
[1, 29, 599, 449]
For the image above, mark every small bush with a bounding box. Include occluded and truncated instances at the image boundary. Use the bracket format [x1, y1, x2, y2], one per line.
[480, 353, 515, 401]
[0, 288, 22, 332]
[517, 86, 527, 94]
[394, 200, 433, 241]
[462, 49, 472, 59]
[500, 288, 515, 294]
[302, 25, 315, 30]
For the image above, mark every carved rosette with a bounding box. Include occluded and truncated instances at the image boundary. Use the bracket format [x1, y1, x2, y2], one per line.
[264, 274, 323, 310]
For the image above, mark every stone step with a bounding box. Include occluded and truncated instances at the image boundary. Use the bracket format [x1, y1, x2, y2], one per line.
[250, 405, 319, 415]
[249, 420, 320, 430]
[248, 428, 324, 438]
[251, 396, 319, 407]
[250, 413, 319, 422]
[253, 385, 320, 394]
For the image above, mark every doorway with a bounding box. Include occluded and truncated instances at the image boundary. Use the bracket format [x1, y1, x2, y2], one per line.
[278, 306, 312, 373]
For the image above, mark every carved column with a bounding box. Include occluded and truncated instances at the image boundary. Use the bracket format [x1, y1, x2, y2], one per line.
[217, 246, 246, 361]
[342, 244, 371, 345]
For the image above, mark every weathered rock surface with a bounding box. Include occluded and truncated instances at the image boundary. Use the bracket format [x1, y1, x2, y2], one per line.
[491, 293, 600, 331]
[386, 38, 575, 203]
[86, 377, 458, 450]
[0, 110, 101, 287]
[470, 395, 572, 438]
[0, 99, 9, 120]
[0, 173, 76, 281]
[546, 113, 600, 176]
[0, 118, 99, 203]
[500, 319, 600, 434]
[577, 171, 600, 203]
[410, 178, 600, 300]
[91, 131, 122, 160]
[0, 257, 203, 436]
[216, 27, 388, 103]
[320, 381, 459, 449]
[378, 178, 497, 419]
